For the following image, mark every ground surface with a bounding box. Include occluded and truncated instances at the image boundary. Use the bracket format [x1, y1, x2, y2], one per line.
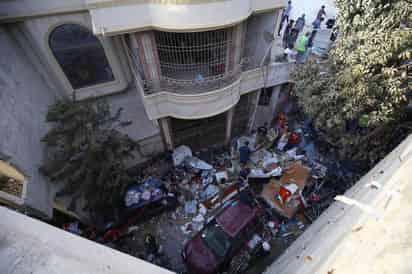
[115, 209, 188, 272]
[289, 0, 337, 23]
[271, 26, 333, 61]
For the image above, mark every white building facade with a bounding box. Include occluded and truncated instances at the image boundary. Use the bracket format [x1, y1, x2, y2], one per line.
[0, 0, 291, 217]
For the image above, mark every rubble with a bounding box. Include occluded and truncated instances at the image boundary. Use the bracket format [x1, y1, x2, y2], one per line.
[173, 145, 192, 166]
[199, 184, 219, 201]
[249, 167, 282, 178]
[52, 107, 362, 274]
[215, 171, 229, 183]
[184, 200, 197, 215]
[184, 156, 213, 170]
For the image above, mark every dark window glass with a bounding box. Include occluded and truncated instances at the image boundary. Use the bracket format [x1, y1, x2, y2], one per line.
[49, 24, 114, 89]
[258, 87, 273, 106]
[201, 222, 232, 258]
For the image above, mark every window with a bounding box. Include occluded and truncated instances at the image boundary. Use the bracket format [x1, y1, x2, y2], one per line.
[154, 29, 233, 80]
[201, 222, 232, 258]
[0, 160, 25, 202]
[49, 24, 114, 89]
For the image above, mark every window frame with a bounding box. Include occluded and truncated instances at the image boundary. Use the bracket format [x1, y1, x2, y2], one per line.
[0, 160, 27, 207]
[48, 23, 116, 90]
[45, 20, 128, 100]
[154, 28, 233, 81]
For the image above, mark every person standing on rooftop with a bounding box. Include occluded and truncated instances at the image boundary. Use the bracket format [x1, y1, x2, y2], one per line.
[282, 19, 295, 48]
[295, 32, 310, 64]
[278, 1, 293, 36]
[294, 14, 306, 33]
[287, 27, 299, 49]
[316, 5, 326, 21]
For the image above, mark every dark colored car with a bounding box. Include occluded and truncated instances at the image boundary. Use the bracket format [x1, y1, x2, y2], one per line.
[182, 191, 263, 274]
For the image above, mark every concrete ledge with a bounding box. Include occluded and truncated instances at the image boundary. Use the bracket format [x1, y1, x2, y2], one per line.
[264, 135, 412, 274]
[89, 0, 285, 35]
[0, 0, 285, 32]
[0, 206, 174, 274]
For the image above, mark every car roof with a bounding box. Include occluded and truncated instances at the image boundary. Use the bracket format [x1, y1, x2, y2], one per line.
[216, 200, 258, 237]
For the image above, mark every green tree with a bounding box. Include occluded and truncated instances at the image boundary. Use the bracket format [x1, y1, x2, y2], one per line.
[40, 99, 136, 216]
[292, 0, 412, 165]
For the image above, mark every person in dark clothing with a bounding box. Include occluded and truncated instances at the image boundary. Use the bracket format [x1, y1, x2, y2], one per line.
[330, 26, 339, 41]
[312, 16, 324, 30]
[307, 29, 317, 48]
[287, 28, 299, 49]
[239, 166, 250, 181]
[256, 123, 269, 146]
[258, 122, 268, 137]
[282, 19, 295, 48]
[316, 5, 326, 21]
[144, 234, 159, 261]
[239, 141, 251, 165]
[278, 0, 292, 36]
[294, 14, 306, 33]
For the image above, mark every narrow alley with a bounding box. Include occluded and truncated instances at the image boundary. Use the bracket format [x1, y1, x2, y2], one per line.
[1, 1, 411, 274]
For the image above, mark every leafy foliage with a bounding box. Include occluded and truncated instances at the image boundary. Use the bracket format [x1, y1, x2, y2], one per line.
[292, 0, 412, 165]
[40, 99, 136, 214]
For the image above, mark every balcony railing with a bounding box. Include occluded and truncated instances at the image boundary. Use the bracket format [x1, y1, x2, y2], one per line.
[143, 67, 242, 95]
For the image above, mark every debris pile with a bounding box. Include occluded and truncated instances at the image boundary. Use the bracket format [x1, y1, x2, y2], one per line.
[56, 111, 359, 274]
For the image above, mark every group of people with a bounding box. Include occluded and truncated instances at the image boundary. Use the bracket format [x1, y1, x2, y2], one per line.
[278, 1, 328, 63]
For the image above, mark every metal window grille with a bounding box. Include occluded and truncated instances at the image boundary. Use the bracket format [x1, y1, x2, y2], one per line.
[154, 28, 233, 81]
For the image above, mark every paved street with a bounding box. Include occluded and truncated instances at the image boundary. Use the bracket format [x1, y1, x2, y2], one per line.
[271, 27, 333, 62]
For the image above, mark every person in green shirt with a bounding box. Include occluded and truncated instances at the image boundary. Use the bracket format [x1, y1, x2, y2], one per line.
[295, 32, 310, 63]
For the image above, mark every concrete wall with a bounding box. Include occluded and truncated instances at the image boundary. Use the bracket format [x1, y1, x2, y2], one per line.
[244, 11, 279, 68]
[265, 136, 412, 274]
[88, 0, 285, 36]
[254, 85, 282, 127]
[0, 26, 57, 218]
[100, 89, 164, 164]
[0, 21, 163, 217]
[20, 12, 130, 100]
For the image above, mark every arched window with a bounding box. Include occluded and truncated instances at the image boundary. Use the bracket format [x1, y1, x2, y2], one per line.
[49, 24, 114, 89]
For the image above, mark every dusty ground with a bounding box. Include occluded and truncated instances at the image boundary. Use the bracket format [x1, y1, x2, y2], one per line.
[115, 208, 189, 272]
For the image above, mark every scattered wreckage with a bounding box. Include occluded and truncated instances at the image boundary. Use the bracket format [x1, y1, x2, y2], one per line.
[183, 190, 266, 274]
[56, 112, 354, 274]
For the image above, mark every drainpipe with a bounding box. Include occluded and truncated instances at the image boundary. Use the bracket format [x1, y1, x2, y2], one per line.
[225, 107, 235, 145]
[248, 35, 275, 132]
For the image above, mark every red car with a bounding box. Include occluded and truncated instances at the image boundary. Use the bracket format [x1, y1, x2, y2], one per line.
[182, 192, 263, 274]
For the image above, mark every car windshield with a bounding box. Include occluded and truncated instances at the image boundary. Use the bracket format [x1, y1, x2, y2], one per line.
[201, 223, 231, 258]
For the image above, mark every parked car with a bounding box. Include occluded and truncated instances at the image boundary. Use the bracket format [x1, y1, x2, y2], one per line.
[182, 190, 264, 274]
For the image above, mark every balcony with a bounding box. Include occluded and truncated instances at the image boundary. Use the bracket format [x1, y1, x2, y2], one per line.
[144, 68, 242, 95]
[141, 61, 292, 120]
